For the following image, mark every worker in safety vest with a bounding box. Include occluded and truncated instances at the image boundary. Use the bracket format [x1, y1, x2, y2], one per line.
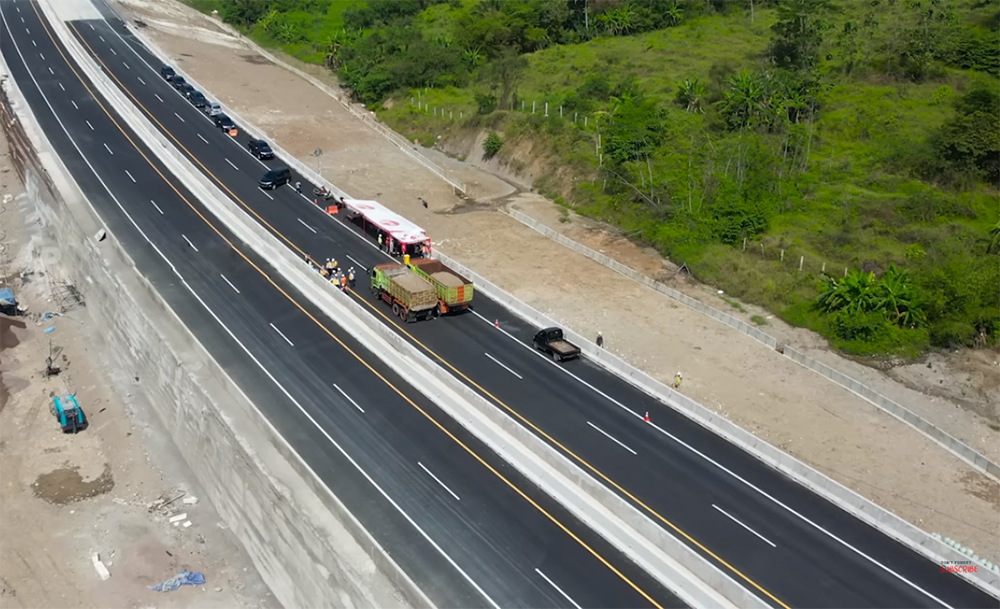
[326, 258, 337, 273]
[377, 233, 383, 249]
[340, 274, 348, 291]
[421, 243, 429, 258]
[320, 267, 330, 279]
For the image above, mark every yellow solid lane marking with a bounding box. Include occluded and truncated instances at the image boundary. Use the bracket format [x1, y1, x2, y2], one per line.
[67, 11, 789, 607]
[349, 289, 791, 609]
[34, 11, 662, 606]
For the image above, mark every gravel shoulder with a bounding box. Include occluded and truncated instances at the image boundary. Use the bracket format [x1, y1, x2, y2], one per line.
[108, 0, 1000, 563]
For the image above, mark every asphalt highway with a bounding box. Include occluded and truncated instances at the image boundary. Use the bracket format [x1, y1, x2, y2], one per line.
[0, 2, 687, 607]
[57, 5, 1000, 609]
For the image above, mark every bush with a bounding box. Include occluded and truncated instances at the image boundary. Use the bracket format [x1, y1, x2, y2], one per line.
[482, 131, 503, 160]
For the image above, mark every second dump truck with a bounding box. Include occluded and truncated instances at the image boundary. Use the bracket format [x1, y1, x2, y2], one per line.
[370, 263, 438, 323]
[406, 258, 474, 314]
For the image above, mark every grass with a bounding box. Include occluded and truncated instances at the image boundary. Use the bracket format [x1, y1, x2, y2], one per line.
[182, 0, 999, 357]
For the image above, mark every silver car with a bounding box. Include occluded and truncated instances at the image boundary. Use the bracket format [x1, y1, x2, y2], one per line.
[203, 101, 222, 117]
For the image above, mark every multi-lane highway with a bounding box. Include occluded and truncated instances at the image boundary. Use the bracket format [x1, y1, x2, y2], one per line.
[53, 4, 1000, 608]
[0, 2, 689, 607]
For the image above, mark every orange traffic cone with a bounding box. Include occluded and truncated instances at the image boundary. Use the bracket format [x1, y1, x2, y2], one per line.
[494, 319, 499, 328]
[643, 411, 650, 422]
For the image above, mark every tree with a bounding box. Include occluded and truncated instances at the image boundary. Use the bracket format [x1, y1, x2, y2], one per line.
[768, 0, 834, 71]
[935, 79, 1000, 184]
[482, 48, 529, 110]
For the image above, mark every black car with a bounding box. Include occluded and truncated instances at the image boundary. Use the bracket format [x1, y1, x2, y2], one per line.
[248, 139, 274, 160]
[259, 166, 291, 189]
[170, 76, 187, 90]
[160, 65, 175, 80]
[213, 113, 236, 131]
[190, 91, 207, 108]
[180, 84, 196, 98]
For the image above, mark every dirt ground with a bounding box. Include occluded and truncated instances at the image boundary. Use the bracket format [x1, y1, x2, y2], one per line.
[109, 0, 1000, 563]
[0, 123, 276, 608]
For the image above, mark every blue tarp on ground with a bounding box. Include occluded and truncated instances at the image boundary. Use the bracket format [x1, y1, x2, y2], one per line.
[148, 571, 206, 592]
[0, 287, 14, 306]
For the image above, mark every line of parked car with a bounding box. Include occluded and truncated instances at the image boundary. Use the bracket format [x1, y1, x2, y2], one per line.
[159, 64, 289, 190]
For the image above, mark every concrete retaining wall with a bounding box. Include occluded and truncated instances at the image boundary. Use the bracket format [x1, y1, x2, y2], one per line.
[433, 252, 1000, 598]
[503, 208, 1000, 483]
[1, 32, 427, 609]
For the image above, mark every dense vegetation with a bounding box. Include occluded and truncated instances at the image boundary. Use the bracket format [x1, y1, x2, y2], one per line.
[193, 0, 1000, 358]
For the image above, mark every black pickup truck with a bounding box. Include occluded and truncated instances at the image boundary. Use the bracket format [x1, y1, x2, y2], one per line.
[532, 327, 581, 363]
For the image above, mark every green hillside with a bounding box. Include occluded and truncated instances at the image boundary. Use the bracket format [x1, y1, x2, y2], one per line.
[194, 0, 1000, 358]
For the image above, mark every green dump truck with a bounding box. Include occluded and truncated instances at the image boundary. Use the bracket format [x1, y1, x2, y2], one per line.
[370, 263, 438, 323]
[406, 258, 474, 314]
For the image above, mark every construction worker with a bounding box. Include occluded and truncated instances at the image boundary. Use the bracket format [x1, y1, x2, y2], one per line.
[325, 258, 336, 273]
[330, 274, 338, 286]
[673, 372, 683, 389]
[596, 332, 604, 348]
[377, 233, 383, 250]
[348, 268, 356, 288]
[295, 180, 302, 194]
[320, 266, 330, 279]
[340, 274, 348, 291]
[304, 253, 311, 266]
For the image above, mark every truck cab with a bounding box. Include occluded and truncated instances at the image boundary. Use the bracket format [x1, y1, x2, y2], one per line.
[532, 327, 581, 363]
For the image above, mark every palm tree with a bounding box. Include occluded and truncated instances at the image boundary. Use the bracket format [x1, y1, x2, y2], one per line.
[877, 265, 925, 328]
[664, 3, 684, 27]
[816, 269, 879, 314]
[675, 78, 705, 113]
[988, 219, 1000, 255]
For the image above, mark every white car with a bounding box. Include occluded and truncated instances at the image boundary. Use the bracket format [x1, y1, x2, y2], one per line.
[202, 102, 222, 117]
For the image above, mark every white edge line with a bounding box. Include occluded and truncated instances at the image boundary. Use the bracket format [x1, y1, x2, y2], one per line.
[296, 217, 317, 234]
[219, 274, 240, 294]
[3, 20, 494, 595]
[484, 352, 522, 380]
[332, 383, 364, 413]
[587, 421, 637, 455]
[417, 462, 460, 502]
[268, 322, 294, 347]
[712, 504, 776, 548]
[534, 568, 582, 609]
[92, 13, 958, 605]
[467, 310, 955, 608]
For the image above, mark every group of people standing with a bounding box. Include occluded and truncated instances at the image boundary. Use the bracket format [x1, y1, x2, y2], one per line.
[304, 254, 356, 291]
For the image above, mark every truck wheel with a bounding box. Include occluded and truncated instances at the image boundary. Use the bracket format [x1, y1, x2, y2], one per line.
[392, 303, 400, 317]
[552, 352, 562, 363]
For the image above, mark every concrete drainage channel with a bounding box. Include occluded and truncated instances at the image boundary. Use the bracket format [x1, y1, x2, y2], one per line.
[31, 0, 752, 607]
[61, 0, 1000, 601]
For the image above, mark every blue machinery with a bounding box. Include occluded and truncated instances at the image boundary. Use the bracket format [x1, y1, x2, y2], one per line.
[51, 395, 87, 434]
